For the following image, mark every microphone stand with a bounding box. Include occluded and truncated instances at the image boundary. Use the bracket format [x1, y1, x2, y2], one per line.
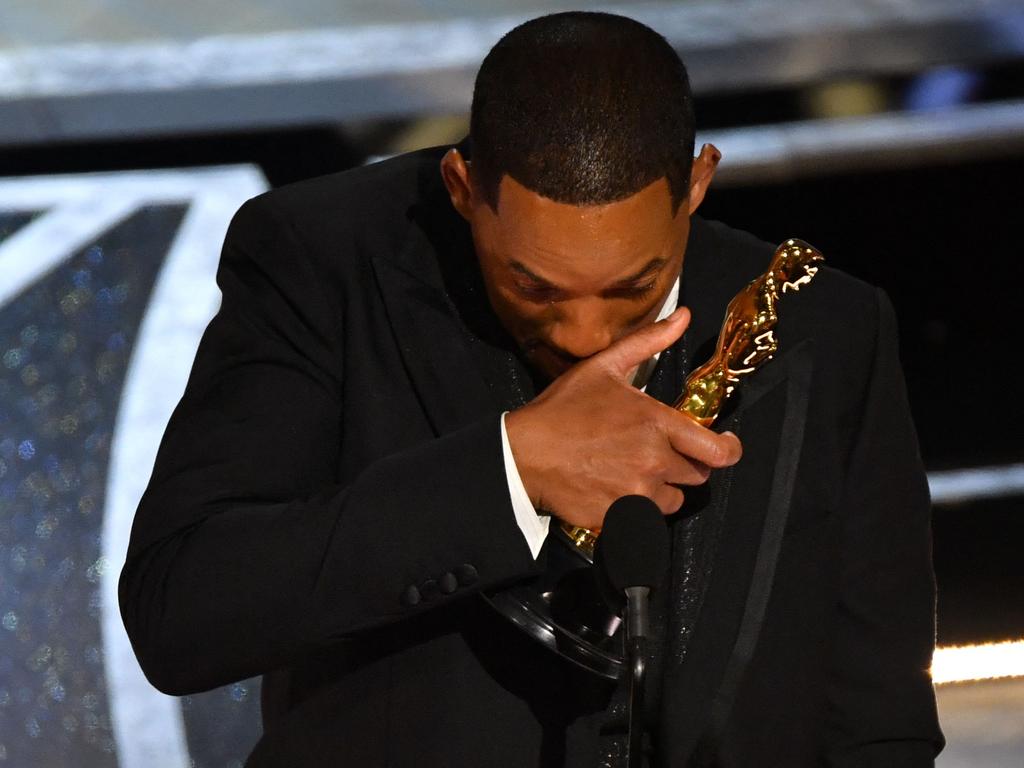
[624, 585, 650, 768]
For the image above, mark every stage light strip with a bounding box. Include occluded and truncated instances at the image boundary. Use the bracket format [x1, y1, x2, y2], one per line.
[932, 640, 1024, 684]
[0, 0, 1011, 100]
[927, 464, 1024, 506]
[701, 100, 1024, 185]
[367, 99, 1024, 184]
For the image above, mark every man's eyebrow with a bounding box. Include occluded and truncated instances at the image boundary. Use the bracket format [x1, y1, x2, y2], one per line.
[612, 258, 667, 286]
[509, 261, 556, 286]
[508, 256, 667, 295]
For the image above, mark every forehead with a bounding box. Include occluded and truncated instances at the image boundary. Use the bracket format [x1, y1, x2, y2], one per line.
[483, 174, 682, 287]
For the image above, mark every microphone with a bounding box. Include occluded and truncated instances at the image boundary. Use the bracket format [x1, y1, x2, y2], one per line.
[594, 495, 670, 640]
[594, 495, 670, 768]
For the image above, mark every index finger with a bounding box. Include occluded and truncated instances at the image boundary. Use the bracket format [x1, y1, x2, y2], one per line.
[661, 408, 742, 468]
[595, 306, 690, 381]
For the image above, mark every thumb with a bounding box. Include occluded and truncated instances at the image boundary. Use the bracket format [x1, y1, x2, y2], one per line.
[599, 306, 690, 380]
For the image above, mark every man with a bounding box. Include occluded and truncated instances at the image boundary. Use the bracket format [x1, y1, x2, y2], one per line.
[120, 11, 944, 767]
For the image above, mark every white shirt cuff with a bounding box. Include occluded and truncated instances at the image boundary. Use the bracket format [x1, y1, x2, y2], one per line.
[500, 411, 549, 559]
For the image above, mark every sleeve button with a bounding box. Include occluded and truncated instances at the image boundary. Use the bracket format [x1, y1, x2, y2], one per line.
[454, 564, 479, 587]
[439, 572, 459, 594]
[401, 585, 421, 607]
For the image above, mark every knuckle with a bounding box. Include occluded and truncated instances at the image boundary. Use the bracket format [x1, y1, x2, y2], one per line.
[658, 487, 684, 515]
[708, 438, 731, 467]
[630, 480, 656, 499]
[591, 355, 620, 378]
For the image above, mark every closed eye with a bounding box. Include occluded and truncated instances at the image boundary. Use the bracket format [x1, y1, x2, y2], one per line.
[514, 279, 660, 303]
[513, 281, 564, 303]
[602, 281, 659, 300]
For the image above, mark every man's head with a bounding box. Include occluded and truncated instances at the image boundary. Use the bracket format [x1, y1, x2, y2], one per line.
[441, 11, 720, 382]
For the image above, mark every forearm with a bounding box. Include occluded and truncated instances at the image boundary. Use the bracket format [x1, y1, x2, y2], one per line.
[120, 415, 539, 695]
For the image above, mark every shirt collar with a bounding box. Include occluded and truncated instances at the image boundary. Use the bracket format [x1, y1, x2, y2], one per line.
[633, 274, 681, 390]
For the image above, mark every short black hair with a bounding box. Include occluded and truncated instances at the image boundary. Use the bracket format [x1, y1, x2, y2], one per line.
[469, 11, 695, 212]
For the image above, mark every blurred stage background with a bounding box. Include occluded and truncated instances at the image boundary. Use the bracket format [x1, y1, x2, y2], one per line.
[1, 1, 1023, 765]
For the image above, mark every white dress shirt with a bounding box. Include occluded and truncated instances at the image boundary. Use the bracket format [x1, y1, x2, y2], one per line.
[501, 276, 681, 558]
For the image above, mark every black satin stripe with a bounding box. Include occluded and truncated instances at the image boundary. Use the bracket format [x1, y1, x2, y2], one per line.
[700, 345, 815, 752]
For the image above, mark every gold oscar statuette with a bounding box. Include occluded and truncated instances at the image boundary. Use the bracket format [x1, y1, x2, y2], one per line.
[561, 238, 825, 556]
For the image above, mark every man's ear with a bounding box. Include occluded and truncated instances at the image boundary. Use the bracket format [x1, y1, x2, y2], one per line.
[440, 148, 475, 221]
[687, 143, 722, 215]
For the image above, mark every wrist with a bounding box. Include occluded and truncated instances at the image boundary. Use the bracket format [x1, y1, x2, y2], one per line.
[504, 405, 542, 507]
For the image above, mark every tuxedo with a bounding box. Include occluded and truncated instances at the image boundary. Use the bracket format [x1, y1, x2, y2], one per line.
[119, 145, 944, 766]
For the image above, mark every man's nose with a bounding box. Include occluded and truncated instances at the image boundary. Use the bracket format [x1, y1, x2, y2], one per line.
[546, 301, 616, 361]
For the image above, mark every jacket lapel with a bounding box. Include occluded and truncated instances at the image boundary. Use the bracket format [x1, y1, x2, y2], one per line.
[657, 340, 813, 763]
[650, 218, 816, 762]
[371, 221, 504, 437]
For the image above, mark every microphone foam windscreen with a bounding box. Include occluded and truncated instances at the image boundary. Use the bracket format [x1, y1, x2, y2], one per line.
[595, 495, 670, 593]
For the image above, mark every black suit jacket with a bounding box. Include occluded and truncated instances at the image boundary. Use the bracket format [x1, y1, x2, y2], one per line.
[119, 146, 944, 766]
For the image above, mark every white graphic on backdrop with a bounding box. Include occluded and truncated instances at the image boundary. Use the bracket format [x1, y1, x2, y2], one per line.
[0, 166, 267, 768]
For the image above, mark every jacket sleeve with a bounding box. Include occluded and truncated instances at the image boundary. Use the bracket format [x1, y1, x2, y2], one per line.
[118, 194, 539, 696]
[822, 288, 945, 765]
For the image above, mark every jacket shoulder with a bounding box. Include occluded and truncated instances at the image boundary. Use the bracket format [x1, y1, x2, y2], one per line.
[267, 147, 446, 215]
[234, 146, 448, 251]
